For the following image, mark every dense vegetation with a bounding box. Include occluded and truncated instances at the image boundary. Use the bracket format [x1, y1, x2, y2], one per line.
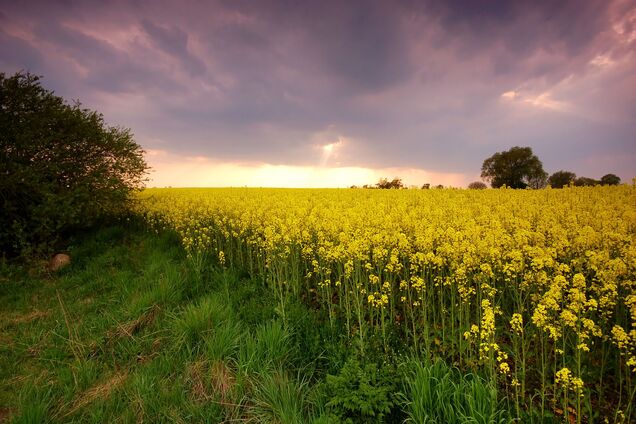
[0, 223, 508, 423]
[2, 185, 635, 423]
[138, 186, 636, 423]
[0, 72, 147, 256]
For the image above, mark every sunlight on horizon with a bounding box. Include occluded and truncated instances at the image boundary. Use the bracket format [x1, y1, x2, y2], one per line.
[146, 150, 470, 188]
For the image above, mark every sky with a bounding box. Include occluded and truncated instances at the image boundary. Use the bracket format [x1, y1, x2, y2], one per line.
[1, 0, 635, 188]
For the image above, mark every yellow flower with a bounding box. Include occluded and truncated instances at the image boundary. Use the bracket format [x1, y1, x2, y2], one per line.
[510, 313, 523, 334]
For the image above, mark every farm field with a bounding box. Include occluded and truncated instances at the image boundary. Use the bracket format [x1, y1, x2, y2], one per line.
[1, 185, 635, 423]
[138, 185, 636, 423]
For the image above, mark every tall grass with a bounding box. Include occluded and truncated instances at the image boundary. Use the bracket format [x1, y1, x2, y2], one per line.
[401, 359, 508, 424]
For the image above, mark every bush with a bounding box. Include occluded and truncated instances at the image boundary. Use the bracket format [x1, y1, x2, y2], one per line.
[325, 358, 399, 423]
[468, 181, 487, 189]
[0, 72, 148, 255]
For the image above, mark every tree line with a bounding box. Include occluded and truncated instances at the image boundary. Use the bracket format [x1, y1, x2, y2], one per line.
[359, 146, 622, 190]
[478, 146, 621, 189]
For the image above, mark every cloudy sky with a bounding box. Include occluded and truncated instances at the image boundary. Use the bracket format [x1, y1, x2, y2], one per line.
[1, 0, 635, 187]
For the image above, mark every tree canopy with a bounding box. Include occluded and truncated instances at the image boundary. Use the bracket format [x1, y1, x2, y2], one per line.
[0, 71, 148, 255]
[376, 177, 404, 189]
[468, 181, 487, 189]
[480, 146, 547, 189]
[548, 170, 577, 188]
[574, 177, 599, 187]
[600, 174, 621, 186]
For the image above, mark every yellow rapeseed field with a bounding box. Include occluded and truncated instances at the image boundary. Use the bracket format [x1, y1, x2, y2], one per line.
[138, 185, 636, 420]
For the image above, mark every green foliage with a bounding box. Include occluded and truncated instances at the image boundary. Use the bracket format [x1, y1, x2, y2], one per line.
[600, 173, 621, 186]
[325, 358, 398, 423]
[480, 146, 547, 189]
[548, 170, 577, 188]
[573, 176, 599, 187]
[0, 224, 507, 422]
[203, 320, 243, 361]
[468, 181, 487, 189]
[400, 359, 507, 424]
[237, 321, 292, 374]
[250, 371, 313, 424]
[171, 294, 232, 351]
[0, 71, 148, 255]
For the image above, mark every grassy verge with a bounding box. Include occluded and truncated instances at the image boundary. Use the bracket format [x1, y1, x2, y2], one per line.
[1, 224, 509, 423]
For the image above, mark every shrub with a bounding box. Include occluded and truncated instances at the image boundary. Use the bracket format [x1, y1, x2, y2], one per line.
[468, 181, 487, 189]
[325, 358, 398, 423]
[0, 71, 148, 255]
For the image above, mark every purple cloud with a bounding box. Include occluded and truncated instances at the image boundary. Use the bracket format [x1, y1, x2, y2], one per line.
[1, 0, 634, 183]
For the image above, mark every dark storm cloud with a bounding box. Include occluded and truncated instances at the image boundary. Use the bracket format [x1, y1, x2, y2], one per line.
[0, 0, 634, 182]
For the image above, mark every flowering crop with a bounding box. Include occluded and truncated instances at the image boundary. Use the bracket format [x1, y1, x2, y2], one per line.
[138, 185, 636, 422]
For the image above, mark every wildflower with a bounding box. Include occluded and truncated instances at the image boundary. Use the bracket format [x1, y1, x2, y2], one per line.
[510, 313, 523, 334]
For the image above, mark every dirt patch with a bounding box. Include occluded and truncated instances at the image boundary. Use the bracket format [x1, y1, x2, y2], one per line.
[0, 407, 14, 423]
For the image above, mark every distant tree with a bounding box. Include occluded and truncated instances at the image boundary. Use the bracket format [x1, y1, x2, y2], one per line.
[548, 170, 577, 188]
[468, 181, 487, 189]
[421, 183, 430, 189]
[376, 177, 404, 189]
[600, 174, 621, 186]
[574, 177, 599, 187]
[434, 184, 444, 189]
[480, 146, 547, 189]
[0, 71, 148, 255]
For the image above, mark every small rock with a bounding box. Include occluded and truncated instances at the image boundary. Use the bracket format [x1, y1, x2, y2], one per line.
[49, 253, 71, 271]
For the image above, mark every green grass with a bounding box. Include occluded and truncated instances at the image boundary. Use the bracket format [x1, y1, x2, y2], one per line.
[400, 359, 508, 424]
[0, 224, 511, 423]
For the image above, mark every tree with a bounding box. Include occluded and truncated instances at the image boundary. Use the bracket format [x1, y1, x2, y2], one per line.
[376, 177, 404, 189]
[600, 174, 621, 186]
[480, 146, 547, 189]
[548, 170, 576, 188]
[1, 71, 148, 255]
[467, 181, 487, 189]
[573, 177, 599, 187]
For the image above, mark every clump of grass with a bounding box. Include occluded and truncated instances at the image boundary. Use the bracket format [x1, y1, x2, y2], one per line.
[171, 294, 231, 351]
[13, 385, 52, 424]
[204, 320, 243, 361]
[237, 320, 291, 374]
[249, 370, 312, 424]
[400, 358, 508, 424]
